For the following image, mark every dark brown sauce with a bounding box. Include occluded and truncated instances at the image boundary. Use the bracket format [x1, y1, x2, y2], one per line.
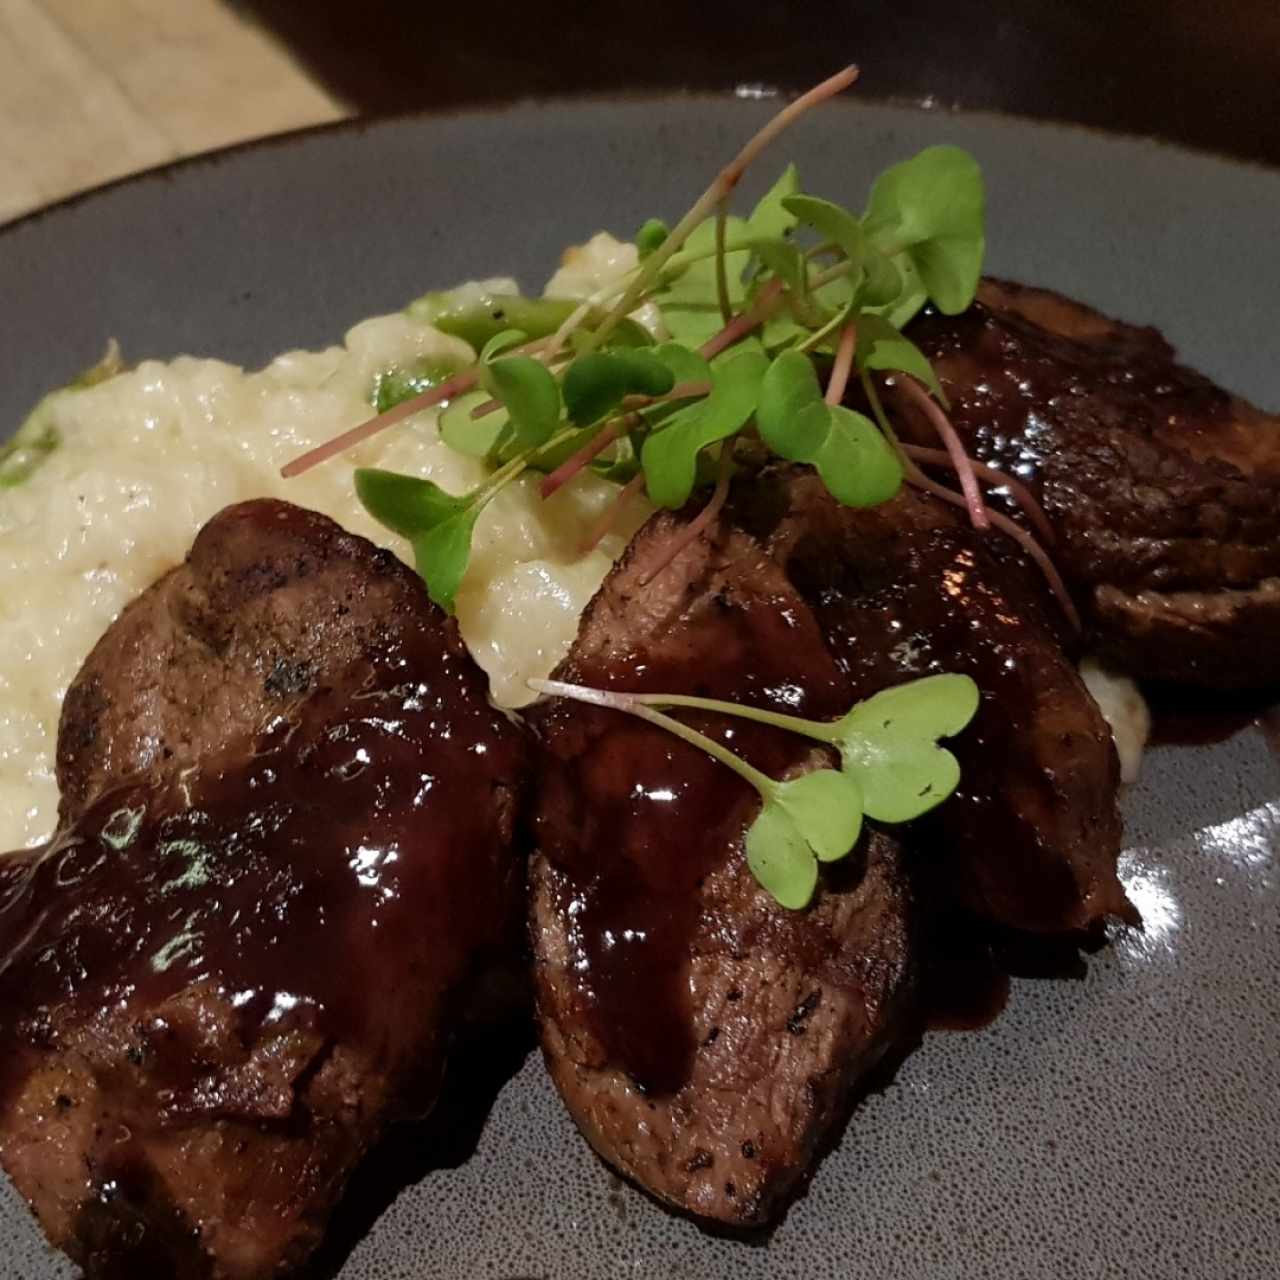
[1144, 684, 1280, 749]
[920, 915, 1010, 1032]
[1262, 707, 1280, 761]
[0, 626, 524, 1112]
[904, 292, 1230, 508]
[537, 567, 849, 1097]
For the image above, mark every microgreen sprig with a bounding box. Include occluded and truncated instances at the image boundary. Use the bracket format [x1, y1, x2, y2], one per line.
[282, 70, 1071, 627]
[530, 672, 979, 909]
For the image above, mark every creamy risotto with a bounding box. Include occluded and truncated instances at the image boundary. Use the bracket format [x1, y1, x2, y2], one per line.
[0, 235, 655, 850]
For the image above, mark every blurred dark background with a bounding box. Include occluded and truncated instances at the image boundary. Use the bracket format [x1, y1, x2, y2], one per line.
[242, 0, 1280, 165]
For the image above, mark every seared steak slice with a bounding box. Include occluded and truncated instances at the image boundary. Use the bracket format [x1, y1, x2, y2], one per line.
[529, 511, 917, 1226]
[740, 470, 1130, 933]
[900, 279, 1280, 688]
[0, 500, 527, 1279]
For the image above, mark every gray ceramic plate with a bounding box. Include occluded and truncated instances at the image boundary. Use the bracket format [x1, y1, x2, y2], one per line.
[1, 99, 1278, 1280]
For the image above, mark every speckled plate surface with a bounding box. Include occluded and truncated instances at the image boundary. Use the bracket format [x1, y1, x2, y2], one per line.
[1, 99, 1277, 1280]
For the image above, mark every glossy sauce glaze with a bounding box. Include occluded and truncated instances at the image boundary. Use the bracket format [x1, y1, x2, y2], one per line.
[1143, 684, 1280, 751]
[905, 287, 1226, 509]
[0, 623, 526, 1115]
[904, 284, 1280, 598]
[532, 533, 851, 1095]
[753, 474, 1128, 934]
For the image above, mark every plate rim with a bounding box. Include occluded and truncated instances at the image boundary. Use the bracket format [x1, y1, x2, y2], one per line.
[4, 89, 1277, 242]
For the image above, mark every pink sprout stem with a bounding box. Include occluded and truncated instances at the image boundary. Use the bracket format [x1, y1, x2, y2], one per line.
[282, 335, 554, 478]
[639, 445, 734, 585]
[824, 322, 858, 405]
[581, 473, 647, 552]
[892, 375, 990, 531]
[700, 277, 785, 360]
[899, 445, 1056, 546]
[281, 367, 479, 478]
[583, 66, 859, 354]
[904, 466, 1080, 630]
[540, 418, 632, 499]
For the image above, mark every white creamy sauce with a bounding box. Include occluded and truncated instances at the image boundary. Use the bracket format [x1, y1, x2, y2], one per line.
[1080, 658, 1151, 784]
[0, 240, 653, 850]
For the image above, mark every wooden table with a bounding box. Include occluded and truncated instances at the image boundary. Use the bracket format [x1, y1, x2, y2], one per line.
[0, 0, 345, 223]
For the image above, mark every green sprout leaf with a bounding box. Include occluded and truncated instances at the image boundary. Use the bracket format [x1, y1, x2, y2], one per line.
[752, 239, 809, 297]
[563, 350, 675, 426]
[410, 505, 480, 614]
[856, 313, 944, 401]
[641, 348, 767, 508]
[861, 246, 904, 308]
[636, 217, 670, 259]
[745, 768, 862, 909]
[782, 194, 868, 279]
[744, 801, 820, 910]
[532, 664, 979, 913]
[650, 216, 751, 346]
[479, 329, 528, 362]
[826, 673, 980, 822]
[756, 349, 832, 462]
[863, 145, 985, 315]
[812, 405, 904, 508]
[650, 342, 710, 384]
[479, 354, 561, 448]
[439, 389, 511, 459]
[355, 468, 482, 613]
[774, 769, 864, 861]
[746, 163, 801, 241]
[373, 358, 463, 414]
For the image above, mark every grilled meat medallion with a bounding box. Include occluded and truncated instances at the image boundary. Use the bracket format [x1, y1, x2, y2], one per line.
[740, 470, 1130, 934]
[530, 511, 918, 1226]
[0, 500, 528, 1280]
[902, 279, 1280, 689]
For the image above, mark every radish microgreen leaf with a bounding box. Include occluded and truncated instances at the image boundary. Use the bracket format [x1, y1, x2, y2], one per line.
[855, 313, 944, 401]
[823, 673, 980, 821]
[355, 468, 487, 613]
[813, 405, 903, 507]
[563, 350, 675, 426]
[479, 354, 561, 448]
[529, 669, 977, 911]
[641, 348, 767, 508]
[439, 389, 511, 460]
[756, 349, 831, 462]
[746, 163, 801, 241]
[863, 145, 985, 315]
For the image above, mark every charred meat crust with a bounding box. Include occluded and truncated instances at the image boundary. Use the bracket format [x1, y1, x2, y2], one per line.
[529, 511, 918, 1227]
[901, 278, 1280, 688]
[58, 499, 448, 821]
[1, 499, 528, 1280]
